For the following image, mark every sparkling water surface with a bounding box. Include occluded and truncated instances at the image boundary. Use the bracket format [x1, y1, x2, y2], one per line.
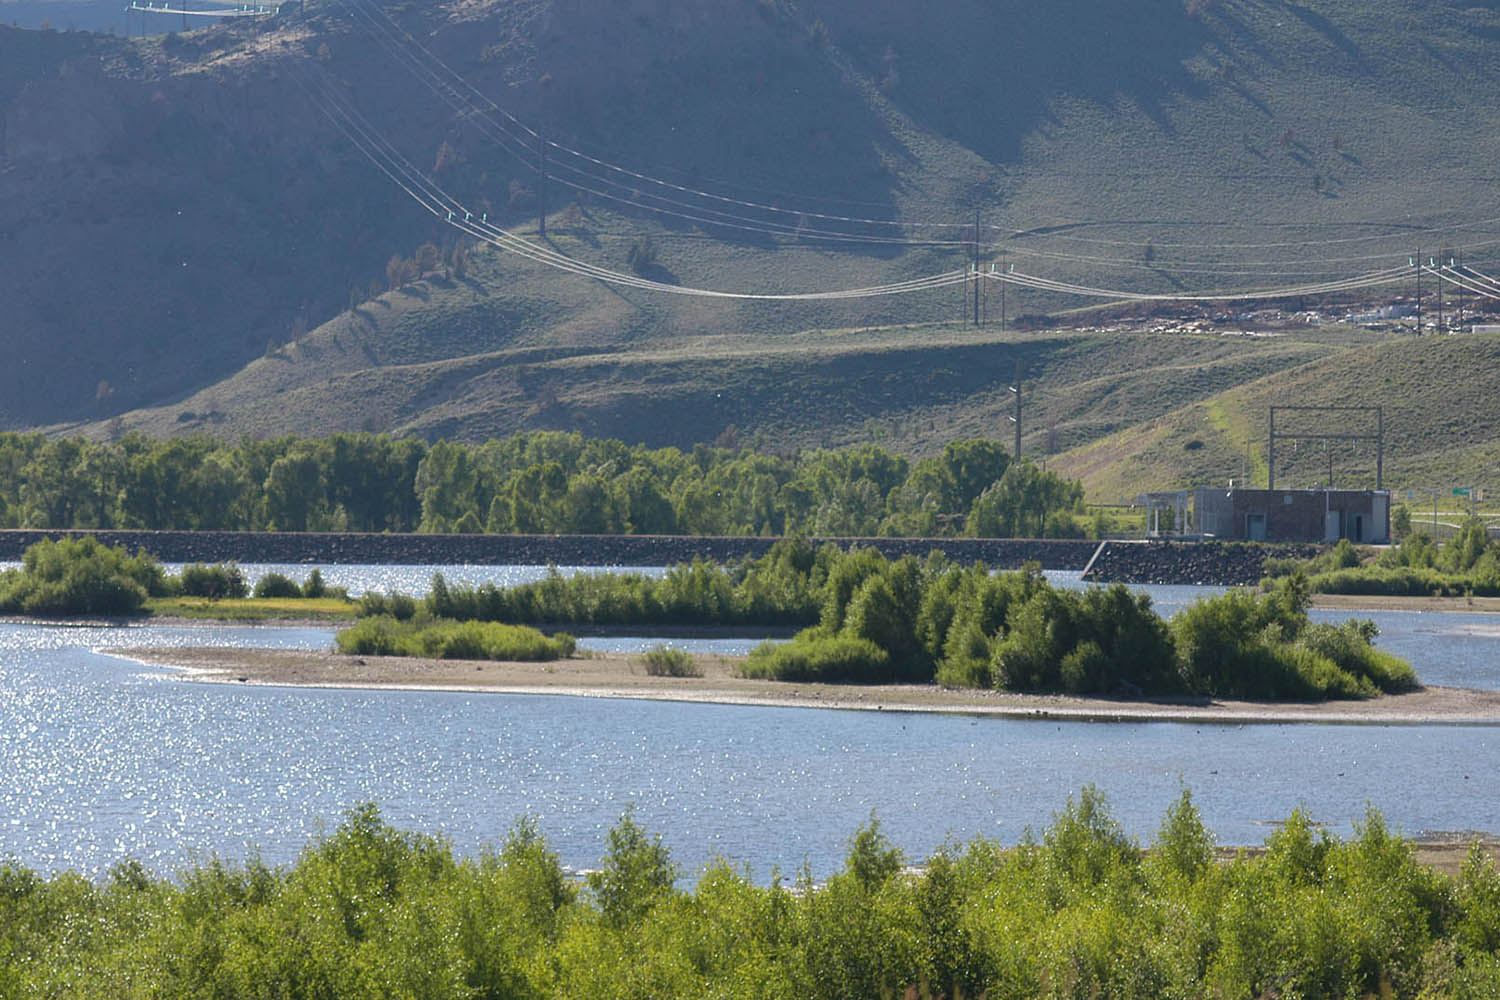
[2, 564, 1497, 880]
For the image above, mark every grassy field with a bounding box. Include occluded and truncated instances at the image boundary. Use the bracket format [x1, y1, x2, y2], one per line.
[147, 596, 358, 622]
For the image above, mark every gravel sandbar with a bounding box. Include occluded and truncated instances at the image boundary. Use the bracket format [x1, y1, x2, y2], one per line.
[104, 646, 1500, 726]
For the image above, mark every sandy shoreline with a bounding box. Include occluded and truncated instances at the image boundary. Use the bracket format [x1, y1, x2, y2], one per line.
[1309, 593, 1500, 614]
[103, 645, 1500, 726]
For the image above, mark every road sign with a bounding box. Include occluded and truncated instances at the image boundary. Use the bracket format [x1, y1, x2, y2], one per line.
[1453, 487, 1471, 497]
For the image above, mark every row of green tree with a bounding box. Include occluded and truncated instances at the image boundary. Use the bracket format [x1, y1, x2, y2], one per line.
[363, 541, 1415, 700]
[1266, 521, 1500, 596]
[0, 430, 1086, 537]
[3, 793, 1497, 999]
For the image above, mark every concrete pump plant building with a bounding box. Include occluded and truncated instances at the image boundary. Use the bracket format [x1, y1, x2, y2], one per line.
[1139, 488, 1391, 544]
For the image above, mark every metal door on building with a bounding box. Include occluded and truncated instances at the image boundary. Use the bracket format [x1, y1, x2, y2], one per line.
[1247, 513, 1267, 541]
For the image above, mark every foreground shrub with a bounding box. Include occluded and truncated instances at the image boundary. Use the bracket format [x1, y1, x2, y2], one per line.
[0, 537, 158, 616]
[4, 792, 1495, 1000]
[335, 616, 575, 661]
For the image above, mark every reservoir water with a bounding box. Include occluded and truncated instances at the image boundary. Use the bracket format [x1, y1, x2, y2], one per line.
[2, 564, 1498, 881]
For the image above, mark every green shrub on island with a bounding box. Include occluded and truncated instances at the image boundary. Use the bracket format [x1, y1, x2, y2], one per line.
[336, 616, 576, 661]
[1173, 576, 1416, 699]
[400, 538, 827, 628]
[741, 634, 889, 682]
[4, 792, 1499, 1000]
[0, 536, 161, 617]
[251, 568, 344, 601]
[1266, 521, 1500, 596]
[640, 644, 702, 677]
[357, 589, 420, 620]
[251, 571, 303, 599]
[370, 544, 1415, 700]
[178, 562, 248, 600]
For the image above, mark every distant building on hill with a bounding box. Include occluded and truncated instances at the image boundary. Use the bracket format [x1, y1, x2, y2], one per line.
[1137, 488, 1390, 544]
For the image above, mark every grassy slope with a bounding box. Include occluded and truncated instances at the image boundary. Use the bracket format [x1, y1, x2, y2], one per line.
[1049, 331, 1500, 500]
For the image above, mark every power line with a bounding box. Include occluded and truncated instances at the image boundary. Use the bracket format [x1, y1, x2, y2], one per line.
[297, 67, 973, 300]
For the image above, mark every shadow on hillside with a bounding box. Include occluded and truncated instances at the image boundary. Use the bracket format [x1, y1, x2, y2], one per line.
[805, 0, 1223, 165]
[522, 0, 913, 246]
[1285, 4, 1365, 66]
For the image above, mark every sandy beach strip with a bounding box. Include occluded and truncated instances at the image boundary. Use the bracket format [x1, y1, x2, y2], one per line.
[102, 645, 1500, 726]
[1309, 593, 1500, 614]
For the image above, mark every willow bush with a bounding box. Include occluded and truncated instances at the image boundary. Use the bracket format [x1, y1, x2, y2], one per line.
[3, 792, 1498, 1000]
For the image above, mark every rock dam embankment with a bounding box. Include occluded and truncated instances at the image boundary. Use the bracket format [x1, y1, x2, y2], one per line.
[0, 531, 1315, 586]
[0, 530, 1094, 570]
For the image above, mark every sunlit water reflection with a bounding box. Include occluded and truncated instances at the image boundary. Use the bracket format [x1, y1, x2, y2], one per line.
[0, 565, 1497, 879]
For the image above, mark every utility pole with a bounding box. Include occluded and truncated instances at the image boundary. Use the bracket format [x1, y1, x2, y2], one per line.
[537, 131, 547, 238]
[1376, 406, 1383, 489]
[1269, 407, 1276, 489]
[1456, 253, 1465, 334]
[1008, 359, 1023, 462]
[972, 210, 981, 326]
[1434, 256, 1444, 333]
[999, 252, 1007, 333]
[1410, 248, 1422, 334]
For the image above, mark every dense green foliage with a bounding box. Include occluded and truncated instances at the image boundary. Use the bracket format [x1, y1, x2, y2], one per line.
[335, 618, 576, 661]
[1267, 523, 1500, 596]
[252, 569, 333, 600]
[3, 793, 1498, 999]
[178, 562, 249, 600]
[0, 431, 1085, 538]
[407, 541, 825, 628]
[0, 537, 162, 616]
[744, 549, 1413, 699]
[1173, 580, 1416, 699]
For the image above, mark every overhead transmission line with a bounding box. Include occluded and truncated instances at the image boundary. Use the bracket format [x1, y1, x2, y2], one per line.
[1430, 265, 1500, 300]
[330, 0, 970, 247]
[302, 62, 1456, 306]
[296, 67, 971, 300]
[984, 265, 1413, 302]
[295, 4, 1500, 306]
[327, 0, 1500, 273]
